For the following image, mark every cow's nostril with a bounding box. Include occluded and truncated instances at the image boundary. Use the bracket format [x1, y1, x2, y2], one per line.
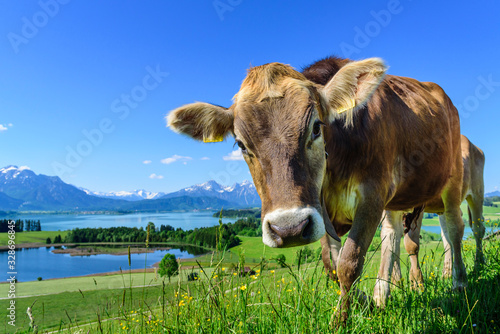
[268, 222, 284, 247]
[268, 217, 313, 247]
[301, 217, 313, 239]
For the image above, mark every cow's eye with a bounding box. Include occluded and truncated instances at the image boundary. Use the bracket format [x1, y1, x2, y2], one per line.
[312, 120, 324, 140]
[235, 140, 247, 154]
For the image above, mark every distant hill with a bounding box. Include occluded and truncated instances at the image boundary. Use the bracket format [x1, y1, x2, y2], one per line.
[486, 191, 500, 198]
[0, 166, 127, 211]
[0, 165, 258, 212]
[162, 180, 261, 207]
[119, 196, 238, 212]
[0, 191, 23, 211]
[84, 179, 261, 208]
[79, 188, 167, 201]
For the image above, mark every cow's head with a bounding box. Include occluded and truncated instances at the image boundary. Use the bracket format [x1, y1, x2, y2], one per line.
[167, 58, 386, 247]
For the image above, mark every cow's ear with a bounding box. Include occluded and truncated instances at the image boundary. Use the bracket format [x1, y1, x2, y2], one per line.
[167, 102, 234, 142]
[320, 58, 387, 124]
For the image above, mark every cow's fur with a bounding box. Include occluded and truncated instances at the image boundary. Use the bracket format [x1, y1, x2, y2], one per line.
[321, 135, 486, 303]
[167, 56, 465, 320]
[397, 135, 486, 283]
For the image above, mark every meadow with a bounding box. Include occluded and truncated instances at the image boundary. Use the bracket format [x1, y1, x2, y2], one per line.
[2, 224, 500, 333]
[0, 230, 69, 246]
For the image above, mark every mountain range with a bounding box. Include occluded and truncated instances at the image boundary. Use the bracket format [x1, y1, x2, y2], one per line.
[0, 165, 260, 212]
[79, 188, 167, 201]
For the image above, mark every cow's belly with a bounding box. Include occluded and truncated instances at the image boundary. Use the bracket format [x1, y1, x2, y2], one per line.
[386, 162, 451, 211]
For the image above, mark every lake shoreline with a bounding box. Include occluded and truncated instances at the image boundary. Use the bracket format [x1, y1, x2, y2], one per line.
[51, 245, 173, 256]
[0, 242, 208, 254]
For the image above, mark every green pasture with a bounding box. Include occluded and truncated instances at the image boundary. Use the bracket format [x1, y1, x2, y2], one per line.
[0, 234, 457, 333]
[0, 231, 69, 246]
[3, 233, 498, 333]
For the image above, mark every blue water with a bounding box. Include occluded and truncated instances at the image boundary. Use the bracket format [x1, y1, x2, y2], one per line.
[421, 225, 473, 239]
[1, 246, 194, 282]
[11, 211, 236, 231]
[1, 212, 476, 282]
[2, 211, 234, 282]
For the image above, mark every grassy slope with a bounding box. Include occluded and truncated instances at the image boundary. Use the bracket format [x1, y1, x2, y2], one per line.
[0, 231, 69, 245]
[420, 202, 500, 227]
[0, 272, 162, 298]
[6, 234, 496, 334]
[0, 236, 450, 333]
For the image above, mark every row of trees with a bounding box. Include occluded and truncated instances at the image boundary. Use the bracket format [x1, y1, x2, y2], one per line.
[485, 196, 500, 207]
[0, 219, 42, 232]
[64, 221, 243, 250]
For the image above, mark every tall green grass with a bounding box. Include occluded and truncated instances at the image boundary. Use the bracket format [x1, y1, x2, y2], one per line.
[51, 233, 500, 333]
[4, 229, 500, 333]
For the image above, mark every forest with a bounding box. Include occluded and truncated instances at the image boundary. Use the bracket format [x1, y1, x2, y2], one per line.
[0, 219, 42, 232]
[63, 217, 262, 250]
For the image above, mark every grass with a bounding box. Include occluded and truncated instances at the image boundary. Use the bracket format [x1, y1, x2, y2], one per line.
[2, 209, 499, 333]
[5, 230, 500, 333]
[0, 282, 179, 333]
[95, 234, 500, 333]
[0, 272, 161, 298]
[0, 231, 69, 246]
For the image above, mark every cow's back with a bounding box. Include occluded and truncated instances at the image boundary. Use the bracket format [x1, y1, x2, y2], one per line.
[304, 57, 462, 218]
[381, 75, 461, 210]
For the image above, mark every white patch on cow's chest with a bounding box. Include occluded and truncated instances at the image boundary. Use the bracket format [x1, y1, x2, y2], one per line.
[325, 179, 361, 222]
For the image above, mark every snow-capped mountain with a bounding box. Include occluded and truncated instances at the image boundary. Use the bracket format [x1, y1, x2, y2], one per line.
[0, 165, 260, 211]
[0, 165, 126, 211]
[79, 188, 166, 201]
[162, 180, 261, 207]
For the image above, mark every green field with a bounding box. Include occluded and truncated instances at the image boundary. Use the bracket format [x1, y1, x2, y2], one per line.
[1, 206, 499, 333]
[0, 230, 69, 246]
[1, 233, 479, 333]
[420, 202, 500, 227]
[2, 233, 498, 333]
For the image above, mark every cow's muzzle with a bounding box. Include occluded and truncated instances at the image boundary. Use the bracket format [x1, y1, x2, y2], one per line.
[262, 207, 326, 248]
[268, 217, 313, 247]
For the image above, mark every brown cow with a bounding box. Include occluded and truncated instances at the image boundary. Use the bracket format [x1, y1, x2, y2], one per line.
[396, 135, 486, 286]
[167, 56, 466, 320]
[321, 135, 486, 305]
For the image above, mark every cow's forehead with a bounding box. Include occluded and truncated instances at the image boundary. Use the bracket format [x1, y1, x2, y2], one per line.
[233, 62, 313, 105]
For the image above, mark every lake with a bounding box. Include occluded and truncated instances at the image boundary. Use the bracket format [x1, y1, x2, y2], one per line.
[3, 212, 475, 282]
[1, 246, 197, 282]
[3, 211, 236, 282]
[421, 225, 473, 238]
[12, 211, 236, 231]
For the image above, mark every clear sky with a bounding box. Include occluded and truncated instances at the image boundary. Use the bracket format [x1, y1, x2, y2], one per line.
[0, 0, 499, 194]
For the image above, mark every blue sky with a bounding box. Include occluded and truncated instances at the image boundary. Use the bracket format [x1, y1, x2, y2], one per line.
[0, 1, 499, 194]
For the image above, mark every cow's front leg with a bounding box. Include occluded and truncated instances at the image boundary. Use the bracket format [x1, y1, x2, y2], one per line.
[336, 202, 382, 323]
[373, 210, 403, 307]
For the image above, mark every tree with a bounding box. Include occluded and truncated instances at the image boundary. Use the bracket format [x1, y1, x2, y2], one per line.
[46, 237, 52, 244]
[159, 253, 179, 282]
